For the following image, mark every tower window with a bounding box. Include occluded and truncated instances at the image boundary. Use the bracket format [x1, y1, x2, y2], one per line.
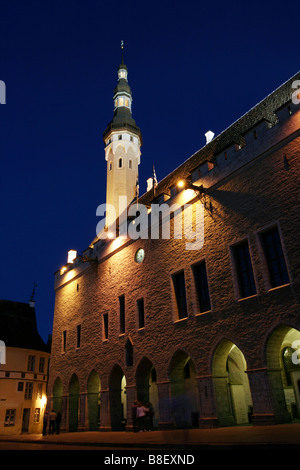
[129, 159, 132, 169]
[109, 161, 112, 171]
[172, 270, 188, 319]
[118, 135, 122, 140]
[118, 158, 123, 168]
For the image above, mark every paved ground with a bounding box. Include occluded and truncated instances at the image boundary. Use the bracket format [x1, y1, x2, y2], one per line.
[1, 422, 300, 451]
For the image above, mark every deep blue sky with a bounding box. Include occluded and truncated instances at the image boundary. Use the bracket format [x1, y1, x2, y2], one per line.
[0, 1, 299, 342]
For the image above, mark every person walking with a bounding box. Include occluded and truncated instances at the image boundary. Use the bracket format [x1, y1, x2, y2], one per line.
[48, 410, 56, 435]
[136, 402, 149, 432]
[145, 402, 154, 431]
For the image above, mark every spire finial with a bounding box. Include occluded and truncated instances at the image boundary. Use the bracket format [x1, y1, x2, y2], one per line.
[29, 281, 37, 307]
[121, 40, 124, 64]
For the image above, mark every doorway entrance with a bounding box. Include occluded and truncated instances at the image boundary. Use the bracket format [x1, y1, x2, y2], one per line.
[22, 408, 30, 432]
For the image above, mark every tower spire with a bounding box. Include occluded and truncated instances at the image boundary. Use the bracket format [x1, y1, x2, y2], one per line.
[102, 46, 142, 229]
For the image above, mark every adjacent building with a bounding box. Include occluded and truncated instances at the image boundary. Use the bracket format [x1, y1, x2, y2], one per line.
[0, 299, 50, 434]
[47, 54, 300, 432]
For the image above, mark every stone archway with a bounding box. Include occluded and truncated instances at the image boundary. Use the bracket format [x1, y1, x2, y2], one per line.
[135, 357, 159, 428]
[168, 350, 200, 428]
[212, 340, 252, 426]
[109, 365, 126, 431]
[52, 377, 63, 414]
[68, 374, 80, 432]
[87, 370, 101, 430]
[266, 325, 300, 422]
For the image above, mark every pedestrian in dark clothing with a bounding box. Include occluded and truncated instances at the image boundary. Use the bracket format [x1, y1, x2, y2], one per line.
[146, 402, 154, 430]
[56, 411, 62, 434]
[48, 410, 56, 435]
[42, 411, 48, 435]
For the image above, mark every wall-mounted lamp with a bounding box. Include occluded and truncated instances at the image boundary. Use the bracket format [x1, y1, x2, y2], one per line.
[177, 179, 205, 194]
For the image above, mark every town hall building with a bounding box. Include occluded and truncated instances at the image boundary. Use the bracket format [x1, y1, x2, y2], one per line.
[47, 52, 300, 432]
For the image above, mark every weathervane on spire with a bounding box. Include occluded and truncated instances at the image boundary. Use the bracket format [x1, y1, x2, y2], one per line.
[120, 40, 125, 64]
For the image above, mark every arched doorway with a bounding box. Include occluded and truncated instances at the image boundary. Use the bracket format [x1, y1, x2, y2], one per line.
[52, 377, 63, 414]
[87, 370, 101, 430]
[69, 374, 80, 432]
[212, 340, 252, 426]
[136, 357, 159, 428]
[266, 325, 300, 422]
[169, 350, 200, 428]
[109, 365, 126, 430]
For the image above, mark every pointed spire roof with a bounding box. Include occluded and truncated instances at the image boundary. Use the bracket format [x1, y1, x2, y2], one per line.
[103, 42, 142, 142]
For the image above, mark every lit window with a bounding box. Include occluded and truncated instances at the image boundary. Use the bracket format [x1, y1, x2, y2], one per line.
[125, 98, 129, 107]
[119, 97, 125, 106]
[4, 409, 16, 427]
[34, 408, 40, 423]
[119, 70, 127, 79]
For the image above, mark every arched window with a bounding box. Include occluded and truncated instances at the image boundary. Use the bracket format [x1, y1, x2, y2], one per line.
[118, 158, 122, 168]
[129, 159, 132, 169]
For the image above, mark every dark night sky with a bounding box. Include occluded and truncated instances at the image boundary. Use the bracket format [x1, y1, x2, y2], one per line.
[0, 1, 299, 342]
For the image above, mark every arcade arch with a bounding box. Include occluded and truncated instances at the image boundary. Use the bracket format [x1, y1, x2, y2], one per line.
[212, 340, 252, 426]
[266, 325, 300, 422]
[168, 350, 200, 428]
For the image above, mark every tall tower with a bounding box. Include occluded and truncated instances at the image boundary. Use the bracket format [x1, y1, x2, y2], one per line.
[103, 44, 142, 229]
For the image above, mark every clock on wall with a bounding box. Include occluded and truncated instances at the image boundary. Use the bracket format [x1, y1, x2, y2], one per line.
[135, 248, 145, 264]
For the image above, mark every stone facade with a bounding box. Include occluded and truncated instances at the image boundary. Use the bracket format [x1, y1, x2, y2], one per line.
[47, 71, 300, 431]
